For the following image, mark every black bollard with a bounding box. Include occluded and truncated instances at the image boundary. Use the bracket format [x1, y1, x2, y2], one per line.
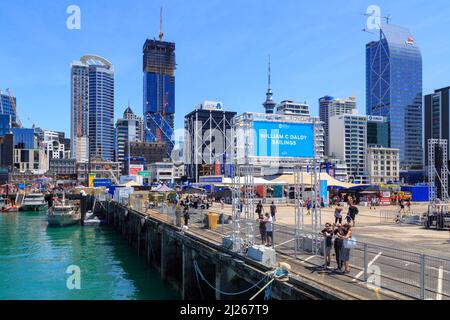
[80, 194, 87, 226]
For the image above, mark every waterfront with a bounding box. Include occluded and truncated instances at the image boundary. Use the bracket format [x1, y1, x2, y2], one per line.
[0, 211, 180, 300]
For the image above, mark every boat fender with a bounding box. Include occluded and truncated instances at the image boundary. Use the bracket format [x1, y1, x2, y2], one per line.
[124, 210, 129, 220]
[140, 218, 146, 228]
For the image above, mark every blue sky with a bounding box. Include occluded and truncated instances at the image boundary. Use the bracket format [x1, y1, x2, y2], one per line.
[1, 0, 450, 136]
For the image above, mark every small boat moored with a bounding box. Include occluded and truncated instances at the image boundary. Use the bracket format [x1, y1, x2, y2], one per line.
[48, 202, 81, 227]
[20, 193, 48, 212]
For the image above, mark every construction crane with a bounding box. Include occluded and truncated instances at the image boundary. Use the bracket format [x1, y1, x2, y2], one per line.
[157, 92, 169, 143]
[6, 88, 21, 127]
[159, 7, 164, 41]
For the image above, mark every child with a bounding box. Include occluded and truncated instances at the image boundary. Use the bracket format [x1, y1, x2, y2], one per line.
[345, 211, 353, 224]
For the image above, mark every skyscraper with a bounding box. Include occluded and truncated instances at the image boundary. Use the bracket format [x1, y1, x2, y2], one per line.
[115, 106, 144, 174]
[366, 23, 423, 171]
[0, 91, 17, 124]
[143, 12, 176, 158]
[319, 96, 356, 155]
[71, 55, 115, 162]
[262, 58, 276, 114]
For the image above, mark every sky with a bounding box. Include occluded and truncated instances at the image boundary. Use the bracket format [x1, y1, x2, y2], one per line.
[1, 0, 450, 137]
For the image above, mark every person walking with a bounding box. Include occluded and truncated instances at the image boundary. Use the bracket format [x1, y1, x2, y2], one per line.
[321, 223, 334, 269]
[338, 224, 353, 274]
[370, 197, 377, 210]
[334, 204, 343, 224]
[270, 201, 277, 222]
[399, 199, 406, 214]
[348, 203, 358, 227]
[258, 213, 267, 245]
[264, 212, 274, 247]
[333, 224, 344, 271]
[306, 198, 312, 215]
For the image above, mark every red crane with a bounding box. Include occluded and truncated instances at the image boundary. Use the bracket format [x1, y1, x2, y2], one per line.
[157, 92, 169, 143]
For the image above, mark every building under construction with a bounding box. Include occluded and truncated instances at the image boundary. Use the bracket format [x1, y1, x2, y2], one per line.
[143, 10, 176, 158]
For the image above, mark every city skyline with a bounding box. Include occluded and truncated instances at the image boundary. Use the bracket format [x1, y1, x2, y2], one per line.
[1, 1, 450, 136]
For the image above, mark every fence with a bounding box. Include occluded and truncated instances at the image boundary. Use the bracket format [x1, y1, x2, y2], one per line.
[129, 201, 449, 300]
[380, 210, 425, 225]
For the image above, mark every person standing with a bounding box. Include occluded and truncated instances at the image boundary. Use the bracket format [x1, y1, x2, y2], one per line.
[334, 204, 343, 224]
[321, 223, 334, 269]
[258, 213, 267, 245]
[270, 201, 277, 222]
[256, 201, 264, 216]
[348, 203, 358, 227]
[338, 224, 353, 274]
[333, 224, 344, 271]
[264, 212, 274, 247]
[306, 198, 312, 215]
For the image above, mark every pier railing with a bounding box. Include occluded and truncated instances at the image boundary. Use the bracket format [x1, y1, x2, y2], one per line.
[125, 201, 450, 300]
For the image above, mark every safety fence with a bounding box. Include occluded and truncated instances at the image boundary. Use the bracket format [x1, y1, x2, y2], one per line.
[379, 210, 425, 226]
[122, 200, 449, 300]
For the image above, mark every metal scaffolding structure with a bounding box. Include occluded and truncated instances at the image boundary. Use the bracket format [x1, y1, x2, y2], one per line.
[428, 139, 449, 203]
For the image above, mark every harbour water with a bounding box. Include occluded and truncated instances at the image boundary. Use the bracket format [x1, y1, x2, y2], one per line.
[0, 210, 180, 300]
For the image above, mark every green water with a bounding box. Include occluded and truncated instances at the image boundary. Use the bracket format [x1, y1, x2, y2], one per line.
[0, 211, 180, 300]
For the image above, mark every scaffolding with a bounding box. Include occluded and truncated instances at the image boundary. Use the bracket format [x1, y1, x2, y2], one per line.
[428, 139, 449, 203]
[231, 112, 322, 255]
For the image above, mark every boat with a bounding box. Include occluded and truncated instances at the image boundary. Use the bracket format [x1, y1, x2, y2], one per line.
[1, 198, 19, 213]
[48, 199, 81, 227]
[20, 193, 48, 211]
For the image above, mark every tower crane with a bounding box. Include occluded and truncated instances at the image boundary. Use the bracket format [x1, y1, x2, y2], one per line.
[159, 7, 164, 41]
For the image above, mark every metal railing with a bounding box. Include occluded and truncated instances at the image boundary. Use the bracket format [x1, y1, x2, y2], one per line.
[133, 202, 449, 300]
[380, 210, 424, 225]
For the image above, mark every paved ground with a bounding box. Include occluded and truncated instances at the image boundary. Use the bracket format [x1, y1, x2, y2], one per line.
[206, 202, 450, 259]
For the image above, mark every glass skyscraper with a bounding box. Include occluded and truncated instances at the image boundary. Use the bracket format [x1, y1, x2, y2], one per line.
[71, 55, 115, 162]
[366, 24, 423, 170]
[0, 93, 17, 124]
[143, 39, 176, 158]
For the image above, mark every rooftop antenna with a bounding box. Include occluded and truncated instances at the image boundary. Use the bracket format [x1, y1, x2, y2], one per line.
[159, 7, 164, 41]
[268, 55, 272, 90]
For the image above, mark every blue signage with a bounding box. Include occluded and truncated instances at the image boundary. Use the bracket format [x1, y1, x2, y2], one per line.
[253, 121, 314, 158]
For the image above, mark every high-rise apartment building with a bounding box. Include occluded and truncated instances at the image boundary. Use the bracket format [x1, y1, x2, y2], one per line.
[319, 96, 357, 155]
[71, 55, 115, 162]
[329, 114, 368, 183]
[366, 23, 423, 171]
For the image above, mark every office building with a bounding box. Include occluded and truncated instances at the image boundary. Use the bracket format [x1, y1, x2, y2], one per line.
[319, 96, 357, 155]
[367, 115, 390, 148]
[48, 158, 77, 180]
[276, 100, 311, 117]
[77, 158, 120, 185]
[0, 114, 12, 137]
[124, 141, 167, 172]
[0, 91, 17, 124]
[11, 128, 47, 174]
[184, 101, 236, 182]
[367, 146, 400, 184]
[329, 114, 368, 183]
[366, 23, 423, 170]
[143, 28, 176, 157]
[71, 55, 115, 162]
[115, 106, 144, 173]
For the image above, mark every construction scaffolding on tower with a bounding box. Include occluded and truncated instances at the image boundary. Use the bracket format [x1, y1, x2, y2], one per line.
[143, 9, 176, 158]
